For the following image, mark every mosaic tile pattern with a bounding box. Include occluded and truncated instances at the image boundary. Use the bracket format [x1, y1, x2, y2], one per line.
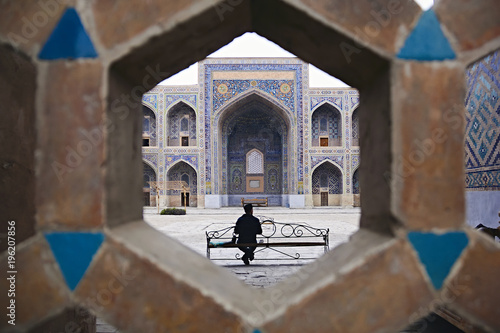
[140, 60, 361, 205]
[353, 168, 360, 194]
[311, 104, 341, 143]
[167, 161, 198, 195]
[143, 94, 158, 111]
[143, 106, 157, 146]
[165, 94, 197, 110]
[311, 161, 343, 194]
[213, 80, 294, 112]
[203, 60, 305, 193]
[465, 51, 500, 190]
[143, 153, 158, 168]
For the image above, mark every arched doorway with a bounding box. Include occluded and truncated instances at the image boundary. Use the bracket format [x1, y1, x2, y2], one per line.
[217, 93, 292, 206]
[312, 161, 343, 206]
[311, 103, 342, 147]
[143, 162, 157, 206]
[166, 161, 198, 207]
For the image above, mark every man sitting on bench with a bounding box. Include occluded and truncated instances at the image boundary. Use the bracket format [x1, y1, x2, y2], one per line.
[234, 204, 262, 265]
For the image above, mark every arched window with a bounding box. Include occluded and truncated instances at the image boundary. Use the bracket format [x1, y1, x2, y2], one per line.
[320, 174, 328, 187]
[247, 149, 264, 174]
[181, 173, 190, 188]
[180, 117, 189, 132]
[320, 117, 327, 132]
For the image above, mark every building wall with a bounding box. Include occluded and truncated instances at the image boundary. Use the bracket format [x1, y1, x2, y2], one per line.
[465, 51, 500, 228]
[142, 58, 361, 207]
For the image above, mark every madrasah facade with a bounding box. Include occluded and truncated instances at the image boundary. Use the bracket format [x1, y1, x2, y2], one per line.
[141, 57, 361, 208]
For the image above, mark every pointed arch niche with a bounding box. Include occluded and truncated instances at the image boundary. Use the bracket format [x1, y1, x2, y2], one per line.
[166, 161, 198, 207]
[142, 105, 157, 147]
[217, 92, 293, 206]
[353, 168, 360, 207]
[351, 107, 359, 147]
[311, 103, 342, 147]
[166, 101, 197, 147]
[143, 162, 157, 206]
[311, 161, 343, 206]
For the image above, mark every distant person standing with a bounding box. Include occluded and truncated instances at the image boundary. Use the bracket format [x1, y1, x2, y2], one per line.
[234, 204, 262, 265]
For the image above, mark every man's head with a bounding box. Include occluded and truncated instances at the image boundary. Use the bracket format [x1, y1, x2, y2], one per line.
[244, 204, 253, 215]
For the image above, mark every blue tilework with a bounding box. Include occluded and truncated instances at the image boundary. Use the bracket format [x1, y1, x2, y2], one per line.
[143, 153, 158, 168]
[39, 8, 98, 60]
[44, 232, 104, 291]
[213, 80, 294, 112]
[465, 51, 500, 189]
[165, 94, 197, 110]
[310, 96, 342, 111]
[397, 10, 456, 61]
[204, 63, 303, 193]
[408, 231, 468, 290]
[142, 94, 158, 111]
[166, 155, 198, 170]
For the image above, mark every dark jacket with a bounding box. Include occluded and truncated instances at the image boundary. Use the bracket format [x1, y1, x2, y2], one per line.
[234, 214, 262, 244]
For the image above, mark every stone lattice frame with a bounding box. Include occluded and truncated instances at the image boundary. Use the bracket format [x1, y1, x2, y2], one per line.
[1, 1, 499, 333]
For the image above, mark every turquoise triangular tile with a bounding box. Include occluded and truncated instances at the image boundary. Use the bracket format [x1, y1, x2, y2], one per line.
[44, 232, 105, 291]
[397, 10, 456, 61]
[408, 231, 468, 290]
[39, 8, 98, 60]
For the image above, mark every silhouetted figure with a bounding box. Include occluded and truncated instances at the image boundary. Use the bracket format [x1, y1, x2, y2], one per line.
[235, 204, 262, 265]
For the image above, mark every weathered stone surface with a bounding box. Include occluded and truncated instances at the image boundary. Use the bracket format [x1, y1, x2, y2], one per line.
[92, 0, 203, 49]
[262, 239, 433, 333]
[295, 0, 421, 56]
[0, 235, 70, 330]
[0, 45, 36, 251]
[75, 234, 246, 332]
[0, 1, 67, 56]
[29, 306, 96, 333]
[434, 0, 500, 53]
[391, 61, 466, 229]
[445, 232, 500, 331]
[36, 61, 104, 229]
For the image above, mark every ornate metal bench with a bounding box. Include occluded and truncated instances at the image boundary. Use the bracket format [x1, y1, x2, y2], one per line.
[206, 216, 329, 261]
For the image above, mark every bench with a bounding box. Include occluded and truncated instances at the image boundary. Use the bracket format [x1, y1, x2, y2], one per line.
[206, 216, 329, 261]
[241, 197, 268, 207]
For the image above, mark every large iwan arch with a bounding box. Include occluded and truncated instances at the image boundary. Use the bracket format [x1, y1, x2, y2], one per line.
[215, 92, 294, 207]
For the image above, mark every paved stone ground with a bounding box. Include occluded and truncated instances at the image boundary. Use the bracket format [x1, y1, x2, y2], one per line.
[144, 206, 360, 286]
[97, 207, 360, 332]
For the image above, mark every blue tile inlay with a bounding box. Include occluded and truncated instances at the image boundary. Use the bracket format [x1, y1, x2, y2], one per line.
[39, 8, 98, 60]
[397, 10, 456, 61]
[44, 232, 105, 290]
[408, 231, 468, 290]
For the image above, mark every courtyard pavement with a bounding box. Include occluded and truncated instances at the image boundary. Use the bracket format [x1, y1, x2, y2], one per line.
[143, 206, 361, 287]
[97, 206, 360, 333]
